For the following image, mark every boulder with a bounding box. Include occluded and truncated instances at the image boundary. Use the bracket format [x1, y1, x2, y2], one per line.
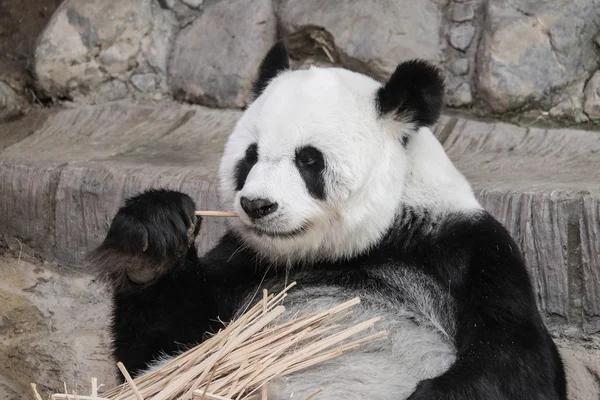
[584, 71, 600, 120]
[548, 80, 588, 123]
[169, 0, 276, 108]
[448, 23, 475, 52]
[446, 82, 472, 107]
[477, 0, 599, 112]
[34, 0, 175, 103]
[449, 58, 469, 76]
[452, 3, 475, 22]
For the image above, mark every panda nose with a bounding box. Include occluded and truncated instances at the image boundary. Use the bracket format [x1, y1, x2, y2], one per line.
[240, 197, 279, 219]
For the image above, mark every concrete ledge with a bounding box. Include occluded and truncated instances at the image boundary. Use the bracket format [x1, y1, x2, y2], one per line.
[1, 101, 599, 334]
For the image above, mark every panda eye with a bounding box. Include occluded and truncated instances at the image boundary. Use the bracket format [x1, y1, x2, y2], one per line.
[295, 146, 322, 168]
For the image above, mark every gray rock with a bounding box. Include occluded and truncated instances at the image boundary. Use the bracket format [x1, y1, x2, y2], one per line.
[452, 3, 475, 22]
[180, 0, 203, 9]
[131, 73, 158, 93]
[548, 81, 588, 123]
[160, 0, 176, 8]
[477, 0, 600, 112]
[34, 0, 153, 100]
[583, 71, 600, 119]
[0, 82, 22, 121]
[449, 58, 469, 76]
[73, 79, 130, 105]
[140, 1, 178, 79]
[278, 0, 443, 80]
[448, 23, 475, 51]
[169, 0, 276, 108]
[97, 42, 140, 75]
[165, 0, 202, 26]
[447, 82, 472, 107]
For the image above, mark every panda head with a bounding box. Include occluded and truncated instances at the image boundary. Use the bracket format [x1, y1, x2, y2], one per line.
[218, 42, 472, 264]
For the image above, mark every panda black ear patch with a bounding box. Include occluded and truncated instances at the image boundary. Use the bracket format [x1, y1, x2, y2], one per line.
[376, 60, 445, 128]
[252, 41, 290, 99]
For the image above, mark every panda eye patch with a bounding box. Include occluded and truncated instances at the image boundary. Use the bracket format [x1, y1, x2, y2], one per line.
[234, 143, 258, 191]
[295, 146, 321, 168]
[295, 146, 326, 200]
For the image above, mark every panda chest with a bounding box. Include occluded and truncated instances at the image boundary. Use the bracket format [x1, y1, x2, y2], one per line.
[263, 282, 458, 400]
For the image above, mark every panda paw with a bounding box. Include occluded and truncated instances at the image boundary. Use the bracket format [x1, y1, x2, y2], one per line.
[88, 189, 200, 288]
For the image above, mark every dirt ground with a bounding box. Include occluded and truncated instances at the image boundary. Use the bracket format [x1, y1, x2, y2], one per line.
[0, 238, 117, 399]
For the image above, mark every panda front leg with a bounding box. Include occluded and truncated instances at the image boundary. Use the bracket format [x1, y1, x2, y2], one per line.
[88, 189, 219, 377]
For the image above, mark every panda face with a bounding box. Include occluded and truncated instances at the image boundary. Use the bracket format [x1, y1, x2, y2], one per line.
[218, 43, 446, 264]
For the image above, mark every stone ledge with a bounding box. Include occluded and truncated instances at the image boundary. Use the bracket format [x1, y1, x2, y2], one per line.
[0, 101, 599, 334]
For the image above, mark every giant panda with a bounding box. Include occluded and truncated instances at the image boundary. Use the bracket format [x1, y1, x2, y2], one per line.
[90, 42, 567, 400]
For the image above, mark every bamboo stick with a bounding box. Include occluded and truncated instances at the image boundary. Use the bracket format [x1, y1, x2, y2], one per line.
[30, 384, 43, 400]
[195, 211, 238, 217]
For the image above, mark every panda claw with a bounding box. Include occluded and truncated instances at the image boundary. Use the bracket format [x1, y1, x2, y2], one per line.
[126, 265, 158, 284]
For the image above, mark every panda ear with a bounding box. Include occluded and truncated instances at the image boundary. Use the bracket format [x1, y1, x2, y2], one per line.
[375, 60, 444, 128]
[252, 41, 290, 99]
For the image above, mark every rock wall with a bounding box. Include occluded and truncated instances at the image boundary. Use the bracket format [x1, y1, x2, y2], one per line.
[28, 0, 600, 123]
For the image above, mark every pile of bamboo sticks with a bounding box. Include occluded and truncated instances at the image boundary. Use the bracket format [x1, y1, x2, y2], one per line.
[31, 282, 386, 400]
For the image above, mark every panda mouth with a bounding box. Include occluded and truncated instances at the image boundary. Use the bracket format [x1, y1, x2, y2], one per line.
[247, 224, 310, 238]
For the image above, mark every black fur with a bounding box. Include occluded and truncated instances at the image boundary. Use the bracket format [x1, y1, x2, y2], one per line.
[295, 145, 326, 200]
[251, 41, 290, 99]
[234, 143, 258, 191]
[376, 59, 445, 128]
[91, 190, 566, 399]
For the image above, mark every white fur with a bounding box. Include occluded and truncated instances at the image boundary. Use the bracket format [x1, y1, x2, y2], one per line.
[403, 126, 481, 214]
